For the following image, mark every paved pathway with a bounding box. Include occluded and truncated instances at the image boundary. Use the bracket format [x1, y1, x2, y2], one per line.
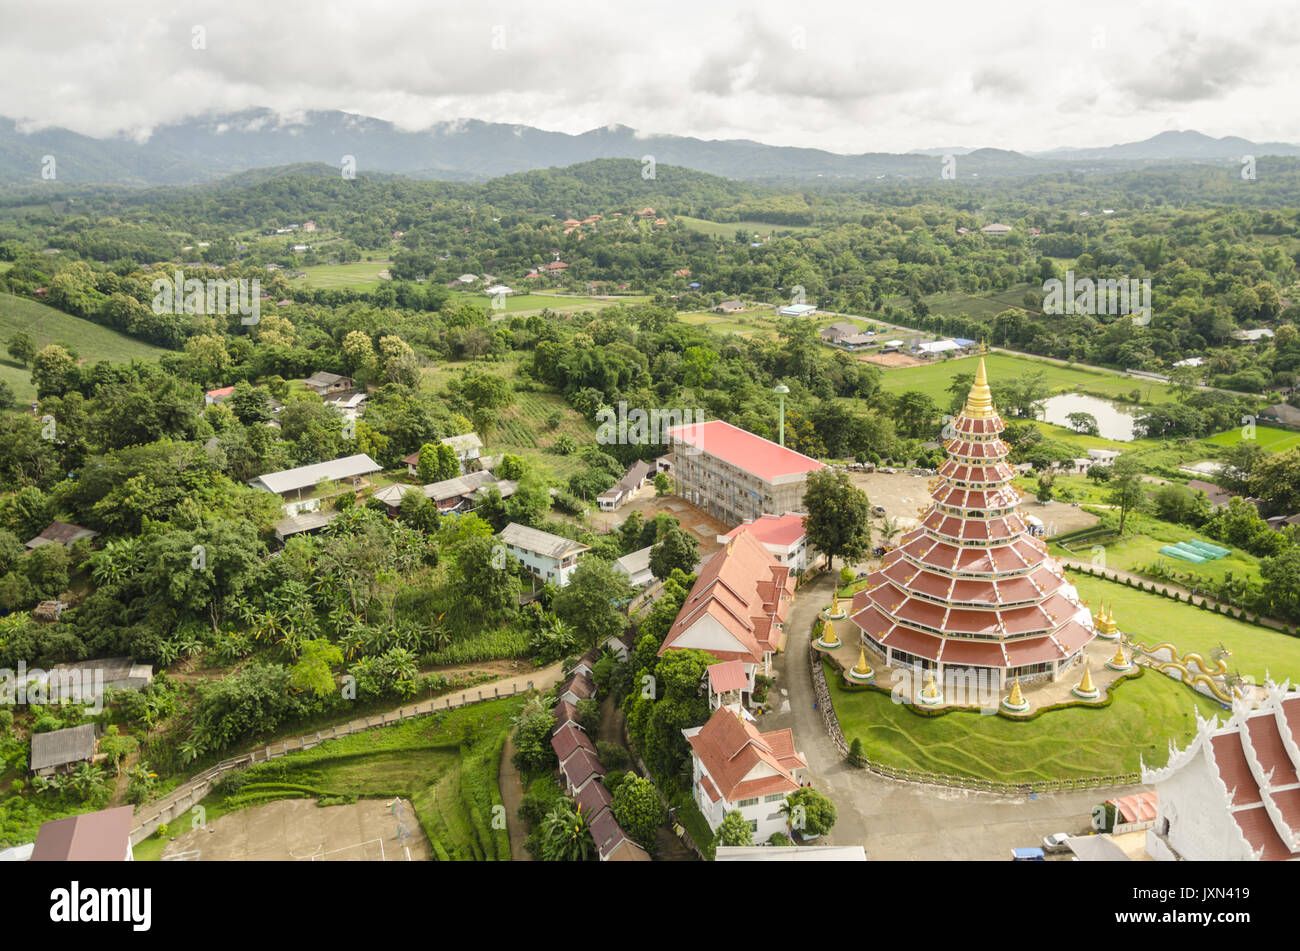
[764, 573, 1147, 860]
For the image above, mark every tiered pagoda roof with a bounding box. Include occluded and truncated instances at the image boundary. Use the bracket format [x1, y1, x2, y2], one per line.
[848, 357, 1096, 672]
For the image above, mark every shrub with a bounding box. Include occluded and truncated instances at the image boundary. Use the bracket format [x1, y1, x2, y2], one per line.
[596, 741, 630, 771]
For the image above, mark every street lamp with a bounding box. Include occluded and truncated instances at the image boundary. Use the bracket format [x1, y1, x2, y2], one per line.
[774, 384, 789, 446]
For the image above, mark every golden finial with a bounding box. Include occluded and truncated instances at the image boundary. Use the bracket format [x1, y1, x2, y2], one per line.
[1008, 677, 1024, 706]
[854, 647, 871, 676]
[1078, 663, 1095, 694]
[820, 618, 840, 647]
[962, 357, 997, 419]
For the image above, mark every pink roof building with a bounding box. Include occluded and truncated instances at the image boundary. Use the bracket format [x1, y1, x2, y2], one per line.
[719, 513, 822, 573]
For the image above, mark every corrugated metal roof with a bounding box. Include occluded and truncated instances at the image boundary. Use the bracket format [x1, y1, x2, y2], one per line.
[250, 454, 380, 495]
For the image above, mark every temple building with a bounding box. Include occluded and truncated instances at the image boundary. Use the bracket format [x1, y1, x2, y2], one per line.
[1142, 685, 1300, 861]
[848, 358, 1096, 687]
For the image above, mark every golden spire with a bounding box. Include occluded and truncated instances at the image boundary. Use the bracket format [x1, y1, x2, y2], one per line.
[831, 590, 840, 614]
[1008, 677, 1023, 706]
[922, 670, 939, 698]
[1110, 643, 1127, 667]
[962, 357, 997, 419]
[821, 618, 840, 647]
[854, 646, 870, 675]
[1078, 663, 1095, 693]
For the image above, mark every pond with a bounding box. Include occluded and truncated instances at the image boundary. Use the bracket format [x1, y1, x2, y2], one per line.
[1040, 393, 1140, 441]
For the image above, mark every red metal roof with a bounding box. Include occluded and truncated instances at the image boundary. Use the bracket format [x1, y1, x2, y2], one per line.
[666, 420, 827, 483]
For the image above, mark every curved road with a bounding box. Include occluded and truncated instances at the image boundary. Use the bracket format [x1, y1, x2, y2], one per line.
[766, 572, 1147, 860]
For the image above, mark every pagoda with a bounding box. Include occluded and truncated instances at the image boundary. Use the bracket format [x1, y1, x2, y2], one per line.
[848, 357, 1097, 688]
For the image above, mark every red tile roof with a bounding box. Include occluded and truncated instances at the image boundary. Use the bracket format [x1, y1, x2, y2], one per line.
[1108, 791, 1158, 824]
[660, 529, 794, 663]
[551, 722, 596, 764]
[666, 420, 827, 483]
[721, 513, 808, 549]
[686, 707, 805, 805]
[707, 660, 750, 694]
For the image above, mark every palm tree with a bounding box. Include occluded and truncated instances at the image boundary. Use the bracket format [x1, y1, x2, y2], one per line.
[540, 800, 595, 862]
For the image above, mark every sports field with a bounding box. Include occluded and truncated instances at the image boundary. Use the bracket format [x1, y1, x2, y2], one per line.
[877, 352, 1177, 403]
[0, 293, 171, 401]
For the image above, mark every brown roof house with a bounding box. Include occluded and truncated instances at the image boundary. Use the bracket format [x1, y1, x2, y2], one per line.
[31, 805, 134, 861]
[26, 521, 99, 551]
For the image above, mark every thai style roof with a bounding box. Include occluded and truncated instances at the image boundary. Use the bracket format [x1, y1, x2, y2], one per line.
[848, 358, 1095, 671]
[686, 707, 806, 804]
[1143, 686, 1300, 860]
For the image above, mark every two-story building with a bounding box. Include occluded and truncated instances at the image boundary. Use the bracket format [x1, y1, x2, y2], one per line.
[498, 523, 589, 587]
[684, 707, 807, 844]
[718, 512, 822, 575]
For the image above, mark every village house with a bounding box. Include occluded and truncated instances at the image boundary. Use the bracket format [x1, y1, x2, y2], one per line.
[597, 459, 654, 512]
[980, 223, 1013, 235]
[25, 521, 99, 551]
[614, 545, 655, 588]
[683, 706, 807, 844]
[658, 527, 795, 679]
[302, 372, 355, 397]
[497, 523, 589, 587]
[717, 299, 745, 314]
[30, 724, 97, 778]
[204, 385, 236, 406]
[249, 454, 381, 515]
[706, 659, 752, 711]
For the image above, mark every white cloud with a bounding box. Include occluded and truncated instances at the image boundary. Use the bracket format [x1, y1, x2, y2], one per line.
[0, 0, 1296, 153]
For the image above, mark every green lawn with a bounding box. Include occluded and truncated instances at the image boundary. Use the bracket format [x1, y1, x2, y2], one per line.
[1065, 573, 1300, 683]
[1055, 511, 1264, 588]
[0, 293, 171, 401]
[877, 352, 1177, 404]
[136, 697, 521, 861]
[293, 260, 393, 291]
[1203, 425, 1300, 453]
[828, 664, 1219, 784]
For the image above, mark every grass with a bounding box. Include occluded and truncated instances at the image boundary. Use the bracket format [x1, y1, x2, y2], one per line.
[1065, 573, 1300, 683]
[1054, 511, 1264, 587]
[876, 352, 1177, 404]
[135, 697, 522, 861]
[0, 293, 170, 401]
[918, 283, 1039, 321]
[1203, 425, 1300, 453]
[293, 260, 393, 291]
[828, 664, 1220, 784]
[447, 290, 652, 316]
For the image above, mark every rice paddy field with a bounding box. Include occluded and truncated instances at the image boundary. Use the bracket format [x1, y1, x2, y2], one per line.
[293, 260, 393, 291]
[827, 660, 1219, 784]
[917, 283, 1039, 321]
[0, 292, 171, 401]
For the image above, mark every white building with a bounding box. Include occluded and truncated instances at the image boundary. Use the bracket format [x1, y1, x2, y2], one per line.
[614, 546, 655, 588]
[441, 433, 483, 472]
[684, 707, 807, 844]
[498, 522, 589, 587]
[777, 303, 817, 317]
[1142, 685, 1300, 861]
[717, 513, 821, 575]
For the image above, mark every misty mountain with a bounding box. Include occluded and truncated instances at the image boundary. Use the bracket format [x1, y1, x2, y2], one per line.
[2, 110, 1298, 188]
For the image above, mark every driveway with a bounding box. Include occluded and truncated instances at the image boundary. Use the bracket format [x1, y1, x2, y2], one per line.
[765, 572, 1146, 860]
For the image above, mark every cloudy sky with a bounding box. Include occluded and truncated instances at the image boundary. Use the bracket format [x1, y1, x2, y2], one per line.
[3, 0, 1298, 153]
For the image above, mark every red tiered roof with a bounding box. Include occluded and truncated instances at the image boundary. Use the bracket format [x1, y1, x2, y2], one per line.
[849, 358, 1095, 672]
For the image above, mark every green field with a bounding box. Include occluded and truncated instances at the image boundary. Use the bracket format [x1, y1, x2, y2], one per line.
[676, 216, 815, 238]
[135, 697, 521, 861]
[918, 283, 1038, 321]
[1055, 511, 1264, 588]
[448, 290, 652, 316]
[1066, 574, 1300, 683]
[877, 352, 1177, 404]
[828, 663, 1219, 784]
[294, 260, 393, 291]
[423, 359, 596, 480]
[0, 293, 171, 401]
[1203, 425, 1300, 453]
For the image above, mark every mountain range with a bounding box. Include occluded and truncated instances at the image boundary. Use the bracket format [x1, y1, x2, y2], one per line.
[2, 109, 1297, 188]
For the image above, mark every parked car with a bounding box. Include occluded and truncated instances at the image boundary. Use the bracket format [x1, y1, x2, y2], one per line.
[1042, 832, 1071, 853]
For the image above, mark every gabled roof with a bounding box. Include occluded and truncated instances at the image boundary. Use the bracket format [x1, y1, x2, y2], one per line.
[499, 522, 589, 561]
[559, 673, 596, 701]
[559, 747, 604, 790]
[551, 722, 596, 764]
[686, 707, 806, 804]
[30, 724, 96, 772]
[424, 469, 497, 502]
[249, 454, 380, 495]
[304, 371, 351, 388]
[665, 420, 826, 484]
[31, 806, 133, 861]
[660, 529, 794, 663]
[441, 432, 483, 454]
[720, 513, 807, 550]
[25, 521, 99, 550]
[707, 660, 749, 694]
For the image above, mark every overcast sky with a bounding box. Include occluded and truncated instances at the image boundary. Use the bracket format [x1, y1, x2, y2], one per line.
[3, 0, 1298, 153]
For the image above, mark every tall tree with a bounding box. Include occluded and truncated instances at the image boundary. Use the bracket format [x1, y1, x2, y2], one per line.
[1105, 455, 1146, 535]
[801, 469, 871, 577]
